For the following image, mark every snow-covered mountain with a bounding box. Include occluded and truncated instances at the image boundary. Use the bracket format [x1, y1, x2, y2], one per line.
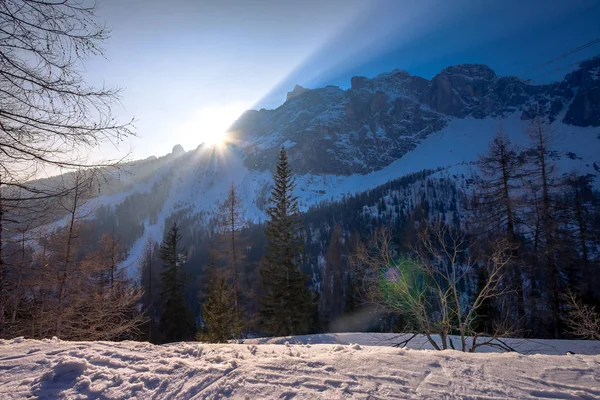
[232, 57, 600, 175]
[37, 59, 600, 271]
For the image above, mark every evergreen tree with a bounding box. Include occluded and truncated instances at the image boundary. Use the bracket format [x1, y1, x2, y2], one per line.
[322, 224, 344, 325]
[260, 147, 312, 336]
[158, 223, 193, 343]
[197, 261, 241, 343]
[563, 176, 600, 304]
[140, 238, 157, 343]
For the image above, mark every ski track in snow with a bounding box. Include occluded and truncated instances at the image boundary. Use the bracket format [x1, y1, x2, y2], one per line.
[1, 334, 599, 399]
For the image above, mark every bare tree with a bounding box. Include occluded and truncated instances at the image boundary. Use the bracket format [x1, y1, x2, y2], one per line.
[3, 169, 146, 340]
[472, 127, 526, 323]
[563, 289, 600, 341]
[214, 183, 247, 336]
[353, 221, 518, 352]
[523, 113, 562, 337]
[0, 0, 134, 181]
[0, 0, 134, 338]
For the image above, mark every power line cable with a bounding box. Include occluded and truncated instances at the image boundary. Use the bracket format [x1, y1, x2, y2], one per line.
[527, 56, 597, 81]
[518, 37, 600, 78]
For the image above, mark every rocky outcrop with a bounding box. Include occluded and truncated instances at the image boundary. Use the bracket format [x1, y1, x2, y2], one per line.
[563, 57, 600, 127]
[286, 85, 310, 102]
[171, 144, 185, 156]
[232, 60, 600, 176]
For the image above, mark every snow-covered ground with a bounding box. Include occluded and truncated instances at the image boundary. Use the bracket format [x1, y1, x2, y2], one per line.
[1, 334, 599, 399]
[246, 332, 600, 356]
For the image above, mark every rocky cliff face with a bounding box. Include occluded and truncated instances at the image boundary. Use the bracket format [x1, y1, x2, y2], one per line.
[286, 85, 310, 102]
[563, 58, 600, 127]
[231, 58, 600, 175]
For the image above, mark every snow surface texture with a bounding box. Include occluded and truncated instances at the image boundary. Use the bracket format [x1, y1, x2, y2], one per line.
[1, 334, 599, 399]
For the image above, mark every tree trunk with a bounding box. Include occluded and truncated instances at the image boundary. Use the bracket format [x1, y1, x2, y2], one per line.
[0, 174, 4, 339]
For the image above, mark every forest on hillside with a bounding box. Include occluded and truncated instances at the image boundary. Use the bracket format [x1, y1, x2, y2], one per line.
[1, 0, 599, 349]
[3, 115, 600, 347]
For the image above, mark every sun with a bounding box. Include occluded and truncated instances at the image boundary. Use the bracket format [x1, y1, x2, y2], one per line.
[203, 130, 228, 146]
[184, 103, 248, 148]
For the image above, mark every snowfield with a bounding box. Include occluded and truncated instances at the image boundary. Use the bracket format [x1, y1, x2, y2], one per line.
[1, 334, 599, 399]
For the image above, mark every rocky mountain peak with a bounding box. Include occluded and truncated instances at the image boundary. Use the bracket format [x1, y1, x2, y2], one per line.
[350, 76, 369, 90]
[286, 84, 310, 102]
[171, 144, 185, 156]
[236, 60, 600, 176]
[438, 64, 497, 80]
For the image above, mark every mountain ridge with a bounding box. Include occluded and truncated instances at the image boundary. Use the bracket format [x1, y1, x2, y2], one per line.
[231, 58, 599, 175]
[10, 59, 599, 275]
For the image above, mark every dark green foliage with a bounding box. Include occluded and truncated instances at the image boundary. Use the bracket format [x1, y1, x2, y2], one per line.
[260, 147, 312, 336]
[321, 225, 344, 326]
[197, 268, 242, 343]
[139, 239, 161, 343]
[158, 222, 193, 343]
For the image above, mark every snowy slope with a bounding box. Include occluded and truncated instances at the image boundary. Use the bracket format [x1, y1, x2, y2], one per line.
[1, 336, 599, 399]
[62, 110, 598, 275]
[25, 63, 600, 275]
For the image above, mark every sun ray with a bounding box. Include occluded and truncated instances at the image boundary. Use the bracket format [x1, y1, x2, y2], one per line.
[175, 102, 248, 150]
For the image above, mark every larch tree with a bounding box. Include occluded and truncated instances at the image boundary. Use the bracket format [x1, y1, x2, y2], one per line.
[214, 183, 246, 336]
[473, 128, 526, 324]
[2, 171, 145, 341]
[0, 0, 134, 338]
[158, 222, 193, 343]
[259, 147, 312, 336]
[53, 170, 92, 338]
[524, 114, 562, 337]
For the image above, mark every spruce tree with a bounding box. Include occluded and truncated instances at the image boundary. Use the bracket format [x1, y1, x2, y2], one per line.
[197, 263, 241, 343]
[260, 147, 312, 336]
[158, 222, 192, 343]
[140, 238, 157, 343]
[322, 224, 344, 324]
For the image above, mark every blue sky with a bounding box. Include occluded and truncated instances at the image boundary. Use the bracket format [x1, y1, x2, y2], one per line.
[86, 0, 600, 160]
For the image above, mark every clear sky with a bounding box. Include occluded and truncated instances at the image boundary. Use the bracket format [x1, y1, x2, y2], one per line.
[85, 0, 600, 161]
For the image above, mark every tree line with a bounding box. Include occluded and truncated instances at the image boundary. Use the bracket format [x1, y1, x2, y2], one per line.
[3, 121, 599, 344]
[138, 147, 313, 343]
[135, 115, 600, 345]
[1, 0, 598, 345]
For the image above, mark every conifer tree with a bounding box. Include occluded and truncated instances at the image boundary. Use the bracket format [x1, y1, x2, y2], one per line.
[140, 238, 157, 343]
[524, 114, 562, 337]
[474, 128, 526, 323]
[197, 259, 241, 343]
[260, 147, 312, 336]
[158, 223, 192, 343]
[322, 224, 344, 325]
[214, 183, 247, 335]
